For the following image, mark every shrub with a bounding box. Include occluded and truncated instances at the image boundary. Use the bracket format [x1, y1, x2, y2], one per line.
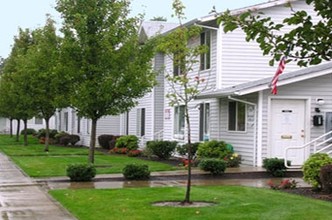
[176, 142, 200, 158]
[37, 129, 58, 139]
[128, 150, 142, 157]
[198, 158, 226, 175]
[55, 131, 69, 145]
[59, 135, 71, 146]
[110, 135, 122, 149]
[263, 158, 290, 177]
[66, 164, 96, 182]
[69, 134, 80, 145]
[224, 153, 242, 167]
[20, 128, 37, 135]
[110, 147, 128, 154]
[267, 179, 298, 190]
[122, 164, 150, 180]
[98, 134, 114, 149]
[146, 140, 177, 159]
[115, 135, 139, 150]
[196, 140, 232, 159]
[303, 153, 332, 189]
[320, 164, 332, 193]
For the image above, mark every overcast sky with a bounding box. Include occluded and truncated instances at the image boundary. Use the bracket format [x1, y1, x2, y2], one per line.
[0, 0, 267, 58]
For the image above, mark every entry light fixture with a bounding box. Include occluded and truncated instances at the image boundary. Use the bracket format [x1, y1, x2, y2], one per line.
[316, 98, 325, 106]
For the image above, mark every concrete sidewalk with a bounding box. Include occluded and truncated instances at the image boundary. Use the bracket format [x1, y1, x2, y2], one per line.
[0, 153, 76, 220]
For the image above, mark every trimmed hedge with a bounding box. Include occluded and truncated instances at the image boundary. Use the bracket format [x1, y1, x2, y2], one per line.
[146, 140, 177, 159]
[123, 164, 150, 180]
[66, 164, 96, 182]
[20, 128, 37, 135]
[199, 159, 226, 175]
[263, 158, 291, 177]
[115, 135, 139, 151]
[303, 153, 332, 189]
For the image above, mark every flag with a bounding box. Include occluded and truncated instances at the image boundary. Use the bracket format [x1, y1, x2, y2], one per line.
[269, 57, 286, 95]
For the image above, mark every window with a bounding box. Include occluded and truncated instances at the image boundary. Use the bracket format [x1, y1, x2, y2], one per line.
[228, 101, 246, 131]
[64, 112, 69, 131]
[174, 105, 185, 138]
[137, 108, 145, 137]
[199, 103, 210, 141]
[77, 116, 81, 133]
[86, 118, 90, 134]
[35, 117, 43, 125]
[173, 53, 185, 76]
[200, 30, 211, 70]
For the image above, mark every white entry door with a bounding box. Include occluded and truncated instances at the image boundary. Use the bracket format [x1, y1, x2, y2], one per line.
[270, 99, 307, 165]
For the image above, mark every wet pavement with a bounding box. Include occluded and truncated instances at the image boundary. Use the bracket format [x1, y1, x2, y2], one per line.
[0, 151, 310, 219]
[37, 167, 310, 191]
[0, 153, 76, 220]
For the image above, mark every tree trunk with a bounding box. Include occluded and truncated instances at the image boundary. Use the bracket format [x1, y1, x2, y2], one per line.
[44, 117, 50, 152]
[183, 105, 192, 204]
[23, 119, 28, 146]
[15, 119, 20, 142]
[88, 118, 98, 164]
[9, 118, 13, 137]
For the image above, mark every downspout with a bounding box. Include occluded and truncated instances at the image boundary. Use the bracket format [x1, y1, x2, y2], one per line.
[228, 95, 257, 167]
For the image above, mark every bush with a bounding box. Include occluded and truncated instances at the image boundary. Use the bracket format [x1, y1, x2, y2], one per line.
[128, 150, 142, 157]
[55, 131, 69, 144]
[198, 158, 226, 175]
[263, 158, 290, 177]
[37, 129, 58, 139]
[122, 164, 150, 180]
[115, 135, 139, 150]
[196, 140, 232, 159]
[110, 147, 128, 154]
[303, 153, 332, 189]
[176, 142, 200, 158]
[224, 153, 242, 168]
[59, 135, 71, 146]
[98, 134, 114, 149]
[66, 164, 96, 182]
[146, 140, 177, 159]
[20, 128, 37, 135]
[68, 134, 80, 145]
[320, 164, 332, 193]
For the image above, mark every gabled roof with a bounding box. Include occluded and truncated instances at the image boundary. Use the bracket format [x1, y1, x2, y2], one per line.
[139, 21, 178, 43]
[197, 61, 332, 99]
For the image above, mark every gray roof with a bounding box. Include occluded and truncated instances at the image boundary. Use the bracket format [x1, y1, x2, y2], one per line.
[197, 61, 332, 99]
[139, 21, 178, 42]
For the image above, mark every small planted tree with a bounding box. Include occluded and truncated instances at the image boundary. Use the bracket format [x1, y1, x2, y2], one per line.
[56, 0, 157, 163]
[157, 0, 208, 204]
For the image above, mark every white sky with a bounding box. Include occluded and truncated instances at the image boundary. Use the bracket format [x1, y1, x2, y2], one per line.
[0, 0, 267, 58]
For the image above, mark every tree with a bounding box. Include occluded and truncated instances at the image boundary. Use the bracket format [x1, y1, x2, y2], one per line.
[20, 17, 69, 151]
[218, 0, 332, 67]
[56, 0, 156, 163]
[157, 0, 208, 204]
[0, 28, 36, 144]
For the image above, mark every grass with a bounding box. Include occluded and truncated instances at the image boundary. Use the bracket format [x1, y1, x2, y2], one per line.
[50, 186, 332, 220]
[0, 135, 177, 177]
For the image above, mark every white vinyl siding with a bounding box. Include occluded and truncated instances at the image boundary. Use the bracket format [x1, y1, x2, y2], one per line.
[199, 103, 210, 141]
[219, 1, 317, 88]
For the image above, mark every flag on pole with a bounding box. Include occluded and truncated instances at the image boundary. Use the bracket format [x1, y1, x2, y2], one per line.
[269, 57, 286, 95]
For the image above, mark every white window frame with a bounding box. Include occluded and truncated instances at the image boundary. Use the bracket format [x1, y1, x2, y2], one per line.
[228, 101, 246, 132]
[174, 105, 185, 139]
[200, 30, 211, 71]
[199, 103, 210, 141]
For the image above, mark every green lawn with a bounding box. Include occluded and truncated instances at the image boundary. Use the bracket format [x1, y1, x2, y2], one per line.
[50, 186, 332, 220]
[0, 135, 177, 177]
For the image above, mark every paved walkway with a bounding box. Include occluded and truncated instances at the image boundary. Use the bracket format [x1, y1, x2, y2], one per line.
[0, 153, 76, 220]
